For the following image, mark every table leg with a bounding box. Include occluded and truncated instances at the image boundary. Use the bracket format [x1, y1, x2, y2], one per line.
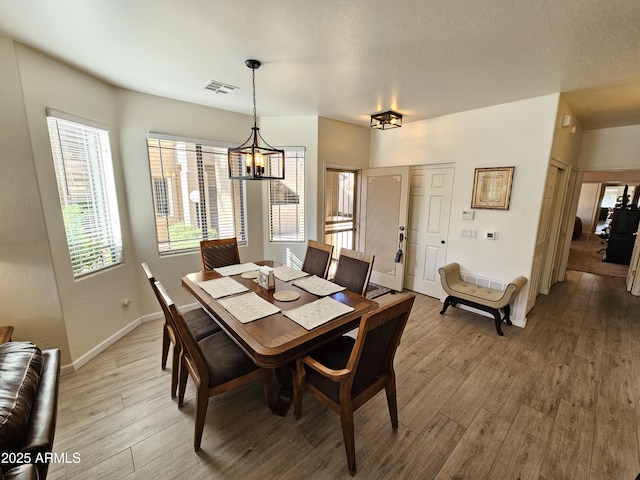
[271, 364, 295, 416]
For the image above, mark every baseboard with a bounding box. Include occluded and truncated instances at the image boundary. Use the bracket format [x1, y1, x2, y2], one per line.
[60, 310, 168, 375]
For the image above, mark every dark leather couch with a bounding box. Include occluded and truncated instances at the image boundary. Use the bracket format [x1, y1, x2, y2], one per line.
[0, 342, 60, 480]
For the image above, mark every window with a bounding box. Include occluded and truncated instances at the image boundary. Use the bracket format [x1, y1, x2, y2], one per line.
[147, 134, 247, 254]
[269, 148, 305, 242]
[153, 177, 174, 217]
[46, 110, 123, 278]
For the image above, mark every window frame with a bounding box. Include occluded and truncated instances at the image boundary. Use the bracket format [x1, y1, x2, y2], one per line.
[46, 109, 123, 278]
[268, 147, 306, 243]
[146, 132, 248, 255]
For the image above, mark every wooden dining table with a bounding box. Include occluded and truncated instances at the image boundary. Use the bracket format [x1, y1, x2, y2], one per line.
[181, 261, 378, 415]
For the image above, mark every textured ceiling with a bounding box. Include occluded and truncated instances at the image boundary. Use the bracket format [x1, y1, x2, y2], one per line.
[1, 0, 640, 130]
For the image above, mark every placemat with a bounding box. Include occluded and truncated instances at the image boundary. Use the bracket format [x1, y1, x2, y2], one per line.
[218, 292, 281, 323]
[214, 262, 261, 277]
[284, 297, 354, 330]
[291, 275, 346, 296]
[197, 276, 249, 299]
[273, 265, 309, 282]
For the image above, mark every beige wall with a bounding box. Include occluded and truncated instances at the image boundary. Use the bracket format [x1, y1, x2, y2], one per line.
[116, 90, 256, 314]
[579, 124, 640, 171]
[260, 116, 320, 266]
[369, 94, 560, 324]
[0, 38, 71, 363]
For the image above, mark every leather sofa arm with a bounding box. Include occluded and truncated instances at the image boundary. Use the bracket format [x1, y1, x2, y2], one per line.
[21, 349, 60, 480]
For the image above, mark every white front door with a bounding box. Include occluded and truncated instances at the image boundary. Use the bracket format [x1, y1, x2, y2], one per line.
[360, 167, 410, 292]
[404, 166, 454, 298]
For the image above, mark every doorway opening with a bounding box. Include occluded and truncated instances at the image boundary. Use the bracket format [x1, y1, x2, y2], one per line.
[324, 169, 358, 276]
[569, 171, 640, 280]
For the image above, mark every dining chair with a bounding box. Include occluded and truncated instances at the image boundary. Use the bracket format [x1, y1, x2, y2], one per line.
[141, 262, 220, 397]
[301, 239, 334, 278]
[155, 280, 272, 451]
[332, 248, 375, 296]
[293, 294, 415, 475]
[200, 237, 241, 271]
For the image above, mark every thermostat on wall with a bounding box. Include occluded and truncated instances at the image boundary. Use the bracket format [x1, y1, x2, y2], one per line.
[462, 210, 474, 220]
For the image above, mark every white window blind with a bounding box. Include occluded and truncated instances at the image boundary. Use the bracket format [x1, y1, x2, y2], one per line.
[46, 113, 123, 277]
[269, 148, 305, 242]
[147, 134, 247, 254]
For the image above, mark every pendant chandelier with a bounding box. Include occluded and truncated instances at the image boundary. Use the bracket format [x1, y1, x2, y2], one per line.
[228, 59, 285, 180]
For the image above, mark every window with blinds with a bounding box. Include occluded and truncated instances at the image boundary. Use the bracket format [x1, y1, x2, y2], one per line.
[269, 148, 305, 242]
[147, 134, 247, 254]
[46, 112, 123, 278]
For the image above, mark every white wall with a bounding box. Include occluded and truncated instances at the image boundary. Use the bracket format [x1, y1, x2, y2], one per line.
[370, 94, 560, 323]
[579, 125, 640, 171]
[16, 43, 139, 366]
[0, 38, 72, 362]
[576, 183, 600, 233]
[116, 89, 257, 313]
[260, 116, 319, 266]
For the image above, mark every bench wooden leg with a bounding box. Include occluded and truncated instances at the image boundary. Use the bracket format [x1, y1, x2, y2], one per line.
[489, 308, 504, 336]
[503, 304, 513, 325]
[440, 296, 454, 315]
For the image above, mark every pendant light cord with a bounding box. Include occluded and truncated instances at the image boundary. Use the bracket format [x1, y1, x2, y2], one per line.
[252, 68, 258, 129]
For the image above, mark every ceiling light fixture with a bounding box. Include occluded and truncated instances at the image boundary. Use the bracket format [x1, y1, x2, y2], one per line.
[370, 110, 403, 129]
[228, 59, 284, 180]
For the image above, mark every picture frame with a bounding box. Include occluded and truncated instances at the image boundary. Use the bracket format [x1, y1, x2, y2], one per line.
[471, 166, 514, 210]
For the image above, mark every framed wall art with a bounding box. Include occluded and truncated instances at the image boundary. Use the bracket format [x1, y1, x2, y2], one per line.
[471, 166, 514, 210]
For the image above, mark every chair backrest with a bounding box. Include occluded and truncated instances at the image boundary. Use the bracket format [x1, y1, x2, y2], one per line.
[200, 238, 240, 271]
[347, 294, 415, 394]
[141, 262, 155, 284]
[332, 248, 375, 296]
[301, 240, 334, 279]
[154, 280, 209, 385]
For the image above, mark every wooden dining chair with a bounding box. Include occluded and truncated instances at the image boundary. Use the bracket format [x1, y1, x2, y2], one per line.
[141, 262, 220, 396]
[200, 237, 240, 271]
[301, 239, 334, 278]
[293, 294, 415, 475]
[332, 248, 375, 296]
[155, 280, 272, 451]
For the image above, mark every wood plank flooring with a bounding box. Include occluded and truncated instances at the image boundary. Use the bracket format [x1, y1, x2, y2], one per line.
[48, 270, 640, 479]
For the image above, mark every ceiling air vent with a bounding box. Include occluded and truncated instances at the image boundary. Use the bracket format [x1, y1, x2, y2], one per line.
[202, 80, 238, 94]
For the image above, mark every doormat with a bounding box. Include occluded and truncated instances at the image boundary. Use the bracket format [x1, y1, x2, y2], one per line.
[366, 283, 391, 299]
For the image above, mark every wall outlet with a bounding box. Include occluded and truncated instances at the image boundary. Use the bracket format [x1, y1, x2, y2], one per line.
[484, 230, 497, 240]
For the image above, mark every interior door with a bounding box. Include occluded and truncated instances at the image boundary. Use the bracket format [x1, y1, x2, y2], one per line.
[627, 223, 640, 293]
[404, 166, 454, 298]
[360, 167, 410, 292]
[528, 165, 559, 311]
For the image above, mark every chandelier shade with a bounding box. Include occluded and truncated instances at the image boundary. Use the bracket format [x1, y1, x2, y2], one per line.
[228, 59, 285, 180]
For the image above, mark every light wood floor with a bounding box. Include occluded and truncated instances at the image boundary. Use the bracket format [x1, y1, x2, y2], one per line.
[49, 270, 640, 479]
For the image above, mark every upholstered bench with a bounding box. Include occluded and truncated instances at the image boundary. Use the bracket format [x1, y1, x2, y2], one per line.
[438, 263, 527, 336]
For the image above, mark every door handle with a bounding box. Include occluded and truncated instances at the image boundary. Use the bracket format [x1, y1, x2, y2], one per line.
[441, 240, 446, 244]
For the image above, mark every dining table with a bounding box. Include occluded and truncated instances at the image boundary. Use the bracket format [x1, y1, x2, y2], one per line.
[181, 260, 378, 415]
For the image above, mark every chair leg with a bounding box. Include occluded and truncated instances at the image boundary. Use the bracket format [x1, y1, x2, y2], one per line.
[170, 342, 180, 398]
[193, 387, 209, 451]
[340, 404, 357, 475]
[293, 361, 305, 419]
[178, 356, 188, 407]
[384, 375, 399, 429]
[161, 324, 170, 369]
